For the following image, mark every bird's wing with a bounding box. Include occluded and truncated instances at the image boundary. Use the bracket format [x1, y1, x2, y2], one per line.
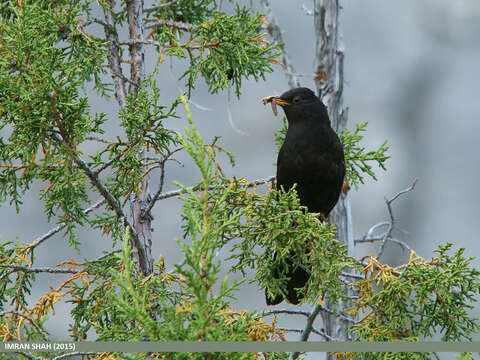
[276, 145, 298, 193]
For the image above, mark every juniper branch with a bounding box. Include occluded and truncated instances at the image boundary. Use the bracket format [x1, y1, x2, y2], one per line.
[28, 199, 105, 250]
[50, 133, 149, 275]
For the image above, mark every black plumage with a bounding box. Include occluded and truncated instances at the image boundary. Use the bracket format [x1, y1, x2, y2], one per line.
[263, 87, 345, 305]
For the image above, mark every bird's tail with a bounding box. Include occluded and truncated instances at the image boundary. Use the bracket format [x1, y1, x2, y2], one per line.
[265, 252, 310, 305]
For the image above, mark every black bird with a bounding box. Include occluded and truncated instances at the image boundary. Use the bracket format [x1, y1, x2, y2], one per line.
[262, 87, 345, 305]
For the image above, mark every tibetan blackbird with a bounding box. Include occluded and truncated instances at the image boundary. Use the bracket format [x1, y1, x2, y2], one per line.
[262, 87, 345, 305]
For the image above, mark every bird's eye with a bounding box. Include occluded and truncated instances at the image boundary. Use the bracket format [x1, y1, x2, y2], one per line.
[292, 96, 302, 104]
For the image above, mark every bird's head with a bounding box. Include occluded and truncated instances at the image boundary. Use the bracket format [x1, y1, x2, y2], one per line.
[276, 87, 319, 107]
[262, 87, 326, 122]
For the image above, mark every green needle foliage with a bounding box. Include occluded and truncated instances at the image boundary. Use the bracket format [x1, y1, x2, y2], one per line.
[340, 122, 389, 189]
[335, 244, 480, 360]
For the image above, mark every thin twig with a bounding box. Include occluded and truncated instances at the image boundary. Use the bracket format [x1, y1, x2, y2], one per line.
[79, 17, 113, 30]
[144, 0, 178, 12]
[14, 353, 39, 360]
[85, 136, 111, 144]
[318, 305, 357, 324]
[260, 0, 300, 88]
[111, 69, 139, 87]
[52, 353, 100, 360]
[340, 271, 364, 280]
[290, 303, 325, 360]
[28, 200, 104, 250]
[0, 264, 78, 275]
[365, 221, 390, 239]
[93, 141, 140, 176]
[143, 148, 183, 216]
[376, 179, 418, 259]
[389, 179, 418, 203]
[82, 249, 122, 265]
[263, 309, 310, 317]
[154, 175, 275, 202]
[120, 38, 219, 49]
[264, 306, 356, 324]
[277, 327, 334, 341]
[356, 236, 416, 255]
[145, 20, 190, 31]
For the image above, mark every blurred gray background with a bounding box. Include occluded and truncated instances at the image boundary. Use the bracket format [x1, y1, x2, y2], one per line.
[1, 0, 479, 358]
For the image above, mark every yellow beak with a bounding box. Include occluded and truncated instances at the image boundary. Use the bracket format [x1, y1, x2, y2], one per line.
[261, 96, 291, 107]
[272, 98, 290, 107]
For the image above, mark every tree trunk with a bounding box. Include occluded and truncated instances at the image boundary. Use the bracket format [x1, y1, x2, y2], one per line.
[314, 0, 356, 353]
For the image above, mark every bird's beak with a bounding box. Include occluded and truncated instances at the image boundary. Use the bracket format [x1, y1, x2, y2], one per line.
[272, 97, 290, 107]
[262, 95, 291, 116]
[261, 96, 291, 107]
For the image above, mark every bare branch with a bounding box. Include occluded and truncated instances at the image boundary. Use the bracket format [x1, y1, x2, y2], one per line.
[376, 179, 418, 259]
[0, 264, 78, 275]
[264, 305, 356, 325]
[260, 0, 300, 88]
[103, 5, 127, 107]
[143, 147, 183, 216]
[13, 353, 40, 360]
[248, 175, 276, 187]
[145, 0, 178, 12]
[145, 20, 190, 31]
[318, 305, 357, 324]
[111, 69, 139, 87]
[85, 136, 111, 144]
[79, 17, 112, 29]
[340, 271, 364, 281]
[28, 200, 104, 250]
[52, 353, 100, 360]
[356, 236, 417, 256]
[120, 38, 220, 50]
[120, 38, 167, 47]
[290, 303, 324, 359]
[390, 179, 418, 203]
[83, 250, 122, 265]
[278, 327, 334, 341]
[263, 309, 310, 317]
[153, 175, 275, 202]
[365, 221, 390, 239]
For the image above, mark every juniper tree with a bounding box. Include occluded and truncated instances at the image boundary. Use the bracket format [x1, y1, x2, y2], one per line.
[0, 1, 478, 360]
